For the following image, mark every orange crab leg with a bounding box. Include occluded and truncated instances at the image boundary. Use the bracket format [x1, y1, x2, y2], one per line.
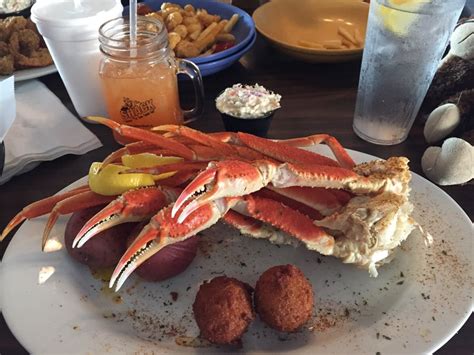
[42, 191, 115, 250]
[157, 170, 198, 187]
[73, 186, 181, 249]
[101, 141, 160, 168]
[276, 134, 356, 169]
[1, 185, 90, 241]
[111, 191, 337, 290]
[265, 186, 347, 216]
[235, 195, 334, 255]
[153, 125, 238, 156]
[123, 161, 207, 176]
[173, 159, 388, 222]
[209, 131, 354, 168]
[155, 125, 269, 161]
[172, 160, 268, 222]
[87, 116, 195, 160]
[254, 189, 323, 220]
[110, 199, 232, 291]
[236, 132, 340, 167]
[327, 188, 353, 205]
[222, 210, 268, 238]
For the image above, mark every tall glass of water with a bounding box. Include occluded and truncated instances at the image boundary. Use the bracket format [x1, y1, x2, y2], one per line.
[353, 0, 465, 145]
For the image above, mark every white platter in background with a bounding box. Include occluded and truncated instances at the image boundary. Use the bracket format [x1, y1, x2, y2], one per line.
[0, 64, 57, 82]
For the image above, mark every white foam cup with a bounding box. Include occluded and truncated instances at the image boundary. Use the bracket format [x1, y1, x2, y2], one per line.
[31, 0, 123, 120]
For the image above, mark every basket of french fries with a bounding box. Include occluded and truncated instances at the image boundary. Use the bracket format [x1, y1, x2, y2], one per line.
[135, 0, 256, 75]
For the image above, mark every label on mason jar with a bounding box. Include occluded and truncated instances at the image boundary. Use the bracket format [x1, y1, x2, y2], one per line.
[120, 97, 156, 123]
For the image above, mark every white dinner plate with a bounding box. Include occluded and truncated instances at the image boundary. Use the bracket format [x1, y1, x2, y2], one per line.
[0, 64, 57, 82]
[0, 147, 472, 354]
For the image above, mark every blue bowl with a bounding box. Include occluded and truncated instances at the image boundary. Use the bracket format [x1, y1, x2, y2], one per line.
[198, 32, 255, 76]
[125, 0, 255, 64]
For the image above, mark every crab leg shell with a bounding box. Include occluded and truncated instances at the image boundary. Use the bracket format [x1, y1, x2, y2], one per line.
[87, 116, 195, 160]
[1, 185, 90, 241]
[123, 161, 207, 176]
[42, 191, 116, 250]
[153, 125, 237, 156]
[172, 160, 272, 221]
[101, 141, 158, 169]
[110, 199, 232, 291]
[155, 125, 269, 161]
[174, 159, 389, 222]
[254, 188, 324, 220]
[73, 186, 181, 249]
[236, 132, 340, 167]
[157, 170, 198, 187]
[222, 210, 268, 237]
[276, 134, 356, 169]
[265, 186, 345, 216]
[268, 162, 385, 193]
[234, 195, 334, 255]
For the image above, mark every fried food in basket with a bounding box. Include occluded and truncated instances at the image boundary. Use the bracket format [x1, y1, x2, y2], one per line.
[142, 2, 240, 58]
[0, 16, 53, 75]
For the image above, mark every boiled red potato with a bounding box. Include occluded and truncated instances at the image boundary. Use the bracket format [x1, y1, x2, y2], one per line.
[64, 205, 136, 269]
[127, 222, 199, 282]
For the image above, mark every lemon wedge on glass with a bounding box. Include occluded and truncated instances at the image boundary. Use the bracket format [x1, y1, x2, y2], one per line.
[121, 153, 183, 180]
[88, 162, 155, 196]
[377, 0, 425, 36]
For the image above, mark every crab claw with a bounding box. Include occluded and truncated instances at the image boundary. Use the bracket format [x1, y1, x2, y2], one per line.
[172, 160, 273, 222]
[73, 187, 180, 248]
[171, 166, 217, 221]
[110, 199, 231, 291]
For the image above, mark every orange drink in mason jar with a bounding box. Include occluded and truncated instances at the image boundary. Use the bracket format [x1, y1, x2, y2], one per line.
[98, 17, 203, 141]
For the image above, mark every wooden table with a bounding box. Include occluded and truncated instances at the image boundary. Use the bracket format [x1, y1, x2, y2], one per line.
[0, 34, 472, 354]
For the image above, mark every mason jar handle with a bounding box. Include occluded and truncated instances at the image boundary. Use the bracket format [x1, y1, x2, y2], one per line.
[177, 59, 204, 124]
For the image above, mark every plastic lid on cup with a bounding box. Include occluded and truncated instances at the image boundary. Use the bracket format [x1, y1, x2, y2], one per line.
[31, 0, 123, 41]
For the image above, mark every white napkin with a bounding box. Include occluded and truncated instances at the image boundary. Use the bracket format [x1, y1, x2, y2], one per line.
[0, 76, 15, 142]
[0, 80, 102, 184]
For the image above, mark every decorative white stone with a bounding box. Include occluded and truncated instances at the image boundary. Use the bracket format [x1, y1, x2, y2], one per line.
[424, 103, 461, 144]
[422, 137, 474, 186]
[450, 20, 474, 60]
[438, 20, 474, 66]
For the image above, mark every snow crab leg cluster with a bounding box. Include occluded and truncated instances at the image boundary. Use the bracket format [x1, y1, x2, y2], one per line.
[1, 117, 432, 291]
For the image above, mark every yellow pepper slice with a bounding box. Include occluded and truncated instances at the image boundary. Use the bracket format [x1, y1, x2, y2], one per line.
[121, 153, 183, 181]
[88, 162, 155, 196]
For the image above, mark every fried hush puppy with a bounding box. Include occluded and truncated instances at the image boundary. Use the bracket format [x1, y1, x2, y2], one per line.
[254, 264, 314, 332]
[193, 276, 255, 345]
